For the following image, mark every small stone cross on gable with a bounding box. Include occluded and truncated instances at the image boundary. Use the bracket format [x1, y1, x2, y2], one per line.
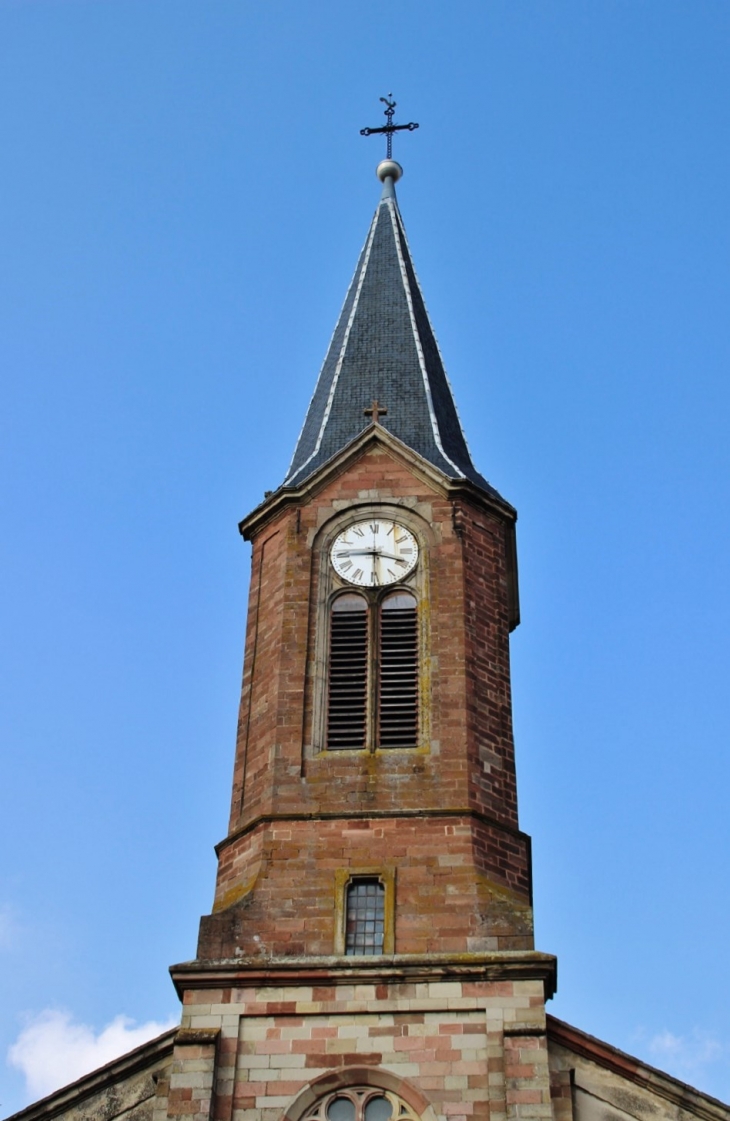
[364, 400, 388, 425]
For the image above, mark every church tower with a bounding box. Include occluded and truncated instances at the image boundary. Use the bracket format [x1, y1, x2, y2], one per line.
[159, 151, 558, 1121]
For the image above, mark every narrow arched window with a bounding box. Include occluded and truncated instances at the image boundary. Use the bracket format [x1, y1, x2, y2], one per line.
[327, 594, 368, 749]
[326, 590, 419, 751]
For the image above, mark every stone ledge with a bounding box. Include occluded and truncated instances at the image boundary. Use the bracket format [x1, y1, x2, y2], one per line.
[170, 950, 557, 999]
[215, 806, 532, 858]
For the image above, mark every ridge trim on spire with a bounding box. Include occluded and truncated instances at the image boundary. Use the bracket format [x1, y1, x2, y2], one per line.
[285, 191, 467, 488]
[393, 201, 480, 472]
[284, 210, 380, 487]
[283, 169, 505, 503]
[385, 196, 463, 478]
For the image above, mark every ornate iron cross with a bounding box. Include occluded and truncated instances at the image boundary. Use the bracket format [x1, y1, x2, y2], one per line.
[360, 95, 419, 160]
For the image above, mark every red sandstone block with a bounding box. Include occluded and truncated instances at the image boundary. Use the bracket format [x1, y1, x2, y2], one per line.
[453, 1062, 488, 1078]
[257, 1040, 292, 1054]
[434, 1048, 461, 1063]
[305, 1054, 342, 1068]
[169, 1088, 194, 1102]
[244, 1082, 273, 1097]
[312, 987, 337, 1002]
[393, 1037, 425, 1052]
[215, 1094, 233, 1116]
[265, 1081, 306, 1096]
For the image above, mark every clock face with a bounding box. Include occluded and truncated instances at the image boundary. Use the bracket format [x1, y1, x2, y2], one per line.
[331, 519, 419, 587]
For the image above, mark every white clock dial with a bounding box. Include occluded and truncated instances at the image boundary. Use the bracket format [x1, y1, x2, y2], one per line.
[331, 519, 419, 587]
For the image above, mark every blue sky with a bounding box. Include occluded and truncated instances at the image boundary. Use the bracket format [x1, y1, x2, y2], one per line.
[2, 1, 730, 1113]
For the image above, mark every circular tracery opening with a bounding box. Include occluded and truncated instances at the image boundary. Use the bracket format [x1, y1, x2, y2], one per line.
[305, 1089, 419, 1121]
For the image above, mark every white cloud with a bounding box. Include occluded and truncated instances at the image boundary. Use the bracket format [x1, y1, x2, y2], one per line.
[629, 1026, 730, 1100]
[7, 1009, 177, 1102]
[648, 1028, 725, 1072]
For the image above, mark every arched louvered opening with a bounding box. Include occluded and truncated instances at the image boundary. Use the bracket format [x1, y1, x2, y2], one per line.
[345, 877, 385, 955]
[378, 591, 418, 748]
[327, 594, 368, 750]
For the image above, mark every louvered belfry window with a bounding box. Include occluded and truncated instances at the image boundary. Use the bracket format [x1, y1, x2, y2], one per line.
[378, 591, 419, 748]
[327, 590, 419, 750]
[328, 594, 369, 749]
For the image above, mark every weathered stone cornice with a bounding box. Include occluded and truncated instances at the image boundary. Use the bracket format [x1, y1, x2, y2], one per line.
[215, 806, 532, 860]
[170, 950, 557, 1000]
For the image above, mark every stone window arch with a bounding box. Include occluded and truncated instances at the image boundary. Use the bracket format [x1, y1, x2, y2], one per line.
[304, 1088, 421, 1121]
[307, 503, 434, 758]
[282, 1068, 437, 1121]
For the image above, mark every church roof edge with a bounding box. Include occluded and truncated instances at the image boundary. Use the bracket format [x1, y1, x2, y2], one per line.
[239, 424, 517, 544]
[4, 1028, 177, 1121]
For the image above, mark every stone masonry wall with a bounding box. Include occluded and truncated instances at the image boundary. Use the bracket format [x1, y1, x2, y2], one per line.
[229, 446, 519, 835]
[158, 977, 553, 1121]
[198, 814, 532, 961]
[211, 445, 526, 959]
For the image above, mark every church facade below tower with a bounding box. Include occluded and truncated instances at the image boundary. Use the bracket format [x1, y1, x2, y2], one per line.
[8, 155, 728, 1121]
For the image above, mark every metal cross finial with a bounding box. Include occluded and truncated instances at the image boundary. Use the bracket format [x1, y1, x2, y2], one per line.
[364, 399, 388, 425]
[360, 94, 419, 160]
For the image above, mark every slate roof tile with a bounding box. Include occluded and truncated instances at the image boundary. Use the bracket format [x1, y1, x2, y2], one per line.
[283, 179, 505, 505]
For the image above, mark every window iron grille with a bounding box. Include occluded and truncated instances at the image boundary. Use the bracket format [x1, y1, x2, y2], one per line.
[345, 878, 385, 955]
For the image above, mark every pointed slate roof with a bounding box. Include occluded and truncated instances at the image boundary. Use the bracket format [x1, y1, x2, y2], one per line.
[283, 173, 506, 504]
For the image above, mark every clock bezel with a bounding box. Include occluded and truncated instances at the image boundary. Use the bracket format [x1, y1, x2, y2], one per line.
[329, 517, 419, 588]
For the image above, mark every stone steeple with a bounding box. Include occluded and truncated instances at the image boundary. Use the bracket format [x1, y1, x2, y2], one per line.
[8, 127, 730, 1121]
[284, 161, 508, 505]
[162, 154, 551, 1121]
